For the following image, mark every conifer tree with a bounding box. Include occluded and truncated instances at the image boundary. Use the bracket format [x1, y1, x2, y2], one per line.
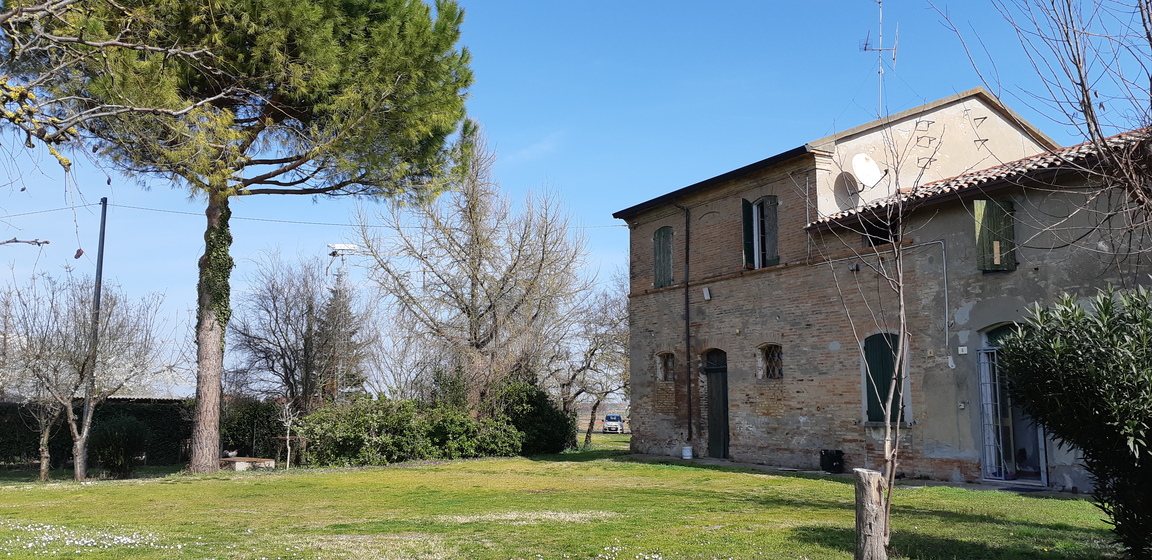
[12, 0, 472, 472]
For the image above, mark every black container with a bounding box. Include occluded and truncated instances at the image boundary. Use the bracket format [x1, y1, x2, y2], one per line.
[820, 449, 845, 473]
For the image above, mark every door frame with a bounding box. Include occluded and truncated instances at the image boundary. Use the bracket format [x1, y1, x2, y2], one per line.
[703, 349, 729, 459]
[977, 333, 1048, 485]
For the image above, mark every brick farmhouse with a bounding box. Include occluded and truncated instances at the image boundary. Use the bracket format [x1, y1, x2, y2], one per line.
[613, 87, 1149, 491]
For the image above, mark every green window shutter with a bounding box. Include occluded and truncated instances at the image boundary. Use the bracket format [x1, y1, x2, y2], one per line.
[975, 200, 1016, 271]
[742, 199, 754, 269]
[762, 196, 779, 267]
[653, 226, 673, 288]
[864, 333, 902, 423]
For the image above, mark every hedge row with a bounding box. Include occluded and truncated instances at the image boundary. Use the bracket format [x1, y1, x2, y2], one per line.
[0, 401, 192, 467]
[0, 380, 577, 470]
[299, 400, 523, 467]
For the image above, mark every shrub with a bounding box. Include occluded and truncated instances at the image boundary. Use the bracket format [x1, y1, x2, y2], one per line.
[89, 416, 151, 478]
[426, 408, 522, 459]
[299, 398, 524, 467]
[489, 381, 575, 455]
[473, 417, 522, 457]
[299, 398, 433, 467]
[999, 287, 1152, 558]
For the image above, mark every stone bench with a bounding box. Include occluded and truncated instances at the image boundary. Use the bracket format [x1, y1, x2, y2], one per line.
[220, 457, 275, 471]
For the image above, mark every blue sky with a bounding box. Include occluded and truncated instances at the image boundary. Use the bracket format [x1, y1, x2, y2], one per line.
[0, 1, 1088, 388]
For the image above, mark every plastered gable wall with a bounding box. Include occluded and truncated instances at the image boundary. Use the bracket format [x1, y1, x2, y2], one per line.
[812, 94, 1052, 218]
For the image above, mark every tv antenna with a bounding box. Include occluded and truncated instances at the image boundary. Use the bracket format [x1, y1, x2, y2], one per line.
[861, 0, 898, 118]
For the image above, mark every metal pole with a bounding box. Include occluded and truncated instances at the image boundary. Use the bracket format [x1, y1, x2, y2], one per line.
[77, 197, 107, 478]
[85, 197, 108, 401]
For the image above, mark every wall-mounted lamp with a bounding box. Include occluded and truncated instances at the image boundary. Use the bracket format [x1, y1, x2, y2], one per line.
[702, 287, 712, 300]
[848, 263, 861, 272]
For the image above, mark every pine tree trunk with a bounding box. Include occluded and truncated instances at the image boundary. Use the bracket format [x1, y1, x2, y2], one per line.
[189, 192, 233, 473]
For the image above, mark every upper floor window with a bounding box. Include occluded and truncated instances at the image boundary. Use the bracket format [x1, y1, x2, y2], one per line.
[653, 226, 674, 288]
[757, 343, 783, 380]
[974, 200, 1016, 271]
[742, 196, 779, 269]
[860, 215, 899, 247]
[656, 352, 675, 382]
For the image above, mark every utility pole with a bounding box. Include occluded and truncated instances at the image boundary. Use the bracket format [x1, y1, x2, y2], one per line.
[77, 196, 108, 480]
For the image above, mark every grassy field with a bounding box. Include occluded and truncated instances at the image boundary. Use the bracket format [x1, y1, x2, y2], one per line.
[0, 435, 1117, 559]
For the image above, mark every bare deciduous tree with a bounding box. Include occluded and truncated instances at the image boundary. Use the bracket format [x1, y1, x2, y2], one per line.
[806, 125, 951, 559]
[230, 254, 372, 416]
[568, 277, 629, 449]
[938, 0, 1152, 267]
[358, 125, 590, 401]
[0, 272, 171, 480]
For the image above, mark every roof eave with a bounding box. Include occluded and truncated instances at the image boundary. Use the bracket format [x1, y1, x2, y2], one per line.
[612, 145, 813, 220]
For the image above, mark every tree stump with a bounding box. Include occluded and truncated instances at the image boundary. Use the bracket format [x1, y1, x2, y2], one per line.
[854, 468, 888, 560]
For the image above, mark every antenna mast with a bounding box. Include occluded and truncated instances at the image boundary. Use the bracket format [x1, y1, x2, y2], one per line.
[862, 0, 898, 117]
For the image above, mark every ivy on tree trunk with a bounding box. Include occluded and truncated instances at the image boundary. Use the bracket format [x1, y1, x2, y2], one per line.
[190, 192, 233, 473]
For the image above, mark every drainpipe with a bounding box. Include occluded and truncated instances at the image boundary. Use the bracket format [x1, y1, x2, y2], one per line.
[674, 203, 692, 442]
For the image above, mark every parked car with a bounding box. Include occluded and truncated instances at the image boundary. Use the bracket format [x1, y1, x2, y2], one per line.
[602, 414, 624, 434]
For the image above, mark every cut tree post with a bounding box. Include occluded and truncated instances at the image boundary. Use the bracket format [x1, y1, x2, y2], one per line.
[854, 468, 888, 560]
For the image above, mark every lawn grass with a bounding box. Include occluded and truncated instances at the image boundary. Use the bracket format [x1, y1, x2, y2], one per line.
[0, 436, 1117, 559]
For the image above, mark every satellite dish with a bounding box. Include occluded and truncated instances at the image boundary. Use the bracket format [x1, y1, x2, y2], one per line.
[851, 153, 885, 188]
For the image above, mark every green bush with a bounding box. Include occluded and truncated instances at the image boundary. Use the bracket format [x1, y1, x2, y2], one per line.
[489, 381, 575, 455]
[299, 399, 433, 467]
[426, 408, 521, 459]
[0, 400, 191, 468]
[473, 417, 523, 457]
[89, 416, 151, 478]
[299, 398, 523, 467]
[999, 287, 1152, 558]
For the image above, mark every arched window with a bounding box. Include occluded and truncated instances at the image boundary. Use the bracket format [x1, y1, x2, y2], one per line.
[653, 226, 674, 288]
[757, 343, 783, 380]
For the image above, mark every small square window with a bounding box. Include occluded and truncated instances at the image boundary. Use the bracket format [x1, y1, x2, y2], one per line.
[758, 344, 783, 380]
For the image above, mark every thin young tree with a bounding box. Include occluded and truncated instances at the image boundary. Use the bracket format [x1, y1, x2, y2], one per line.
[2, 272, 170, 480]
[11, 0, 473, 473]
[808, 125, 948, 559]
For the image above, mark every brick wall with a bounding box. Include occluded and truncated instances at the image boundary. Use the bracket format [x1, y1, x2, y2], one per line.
[622, 153, 1148, 487]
